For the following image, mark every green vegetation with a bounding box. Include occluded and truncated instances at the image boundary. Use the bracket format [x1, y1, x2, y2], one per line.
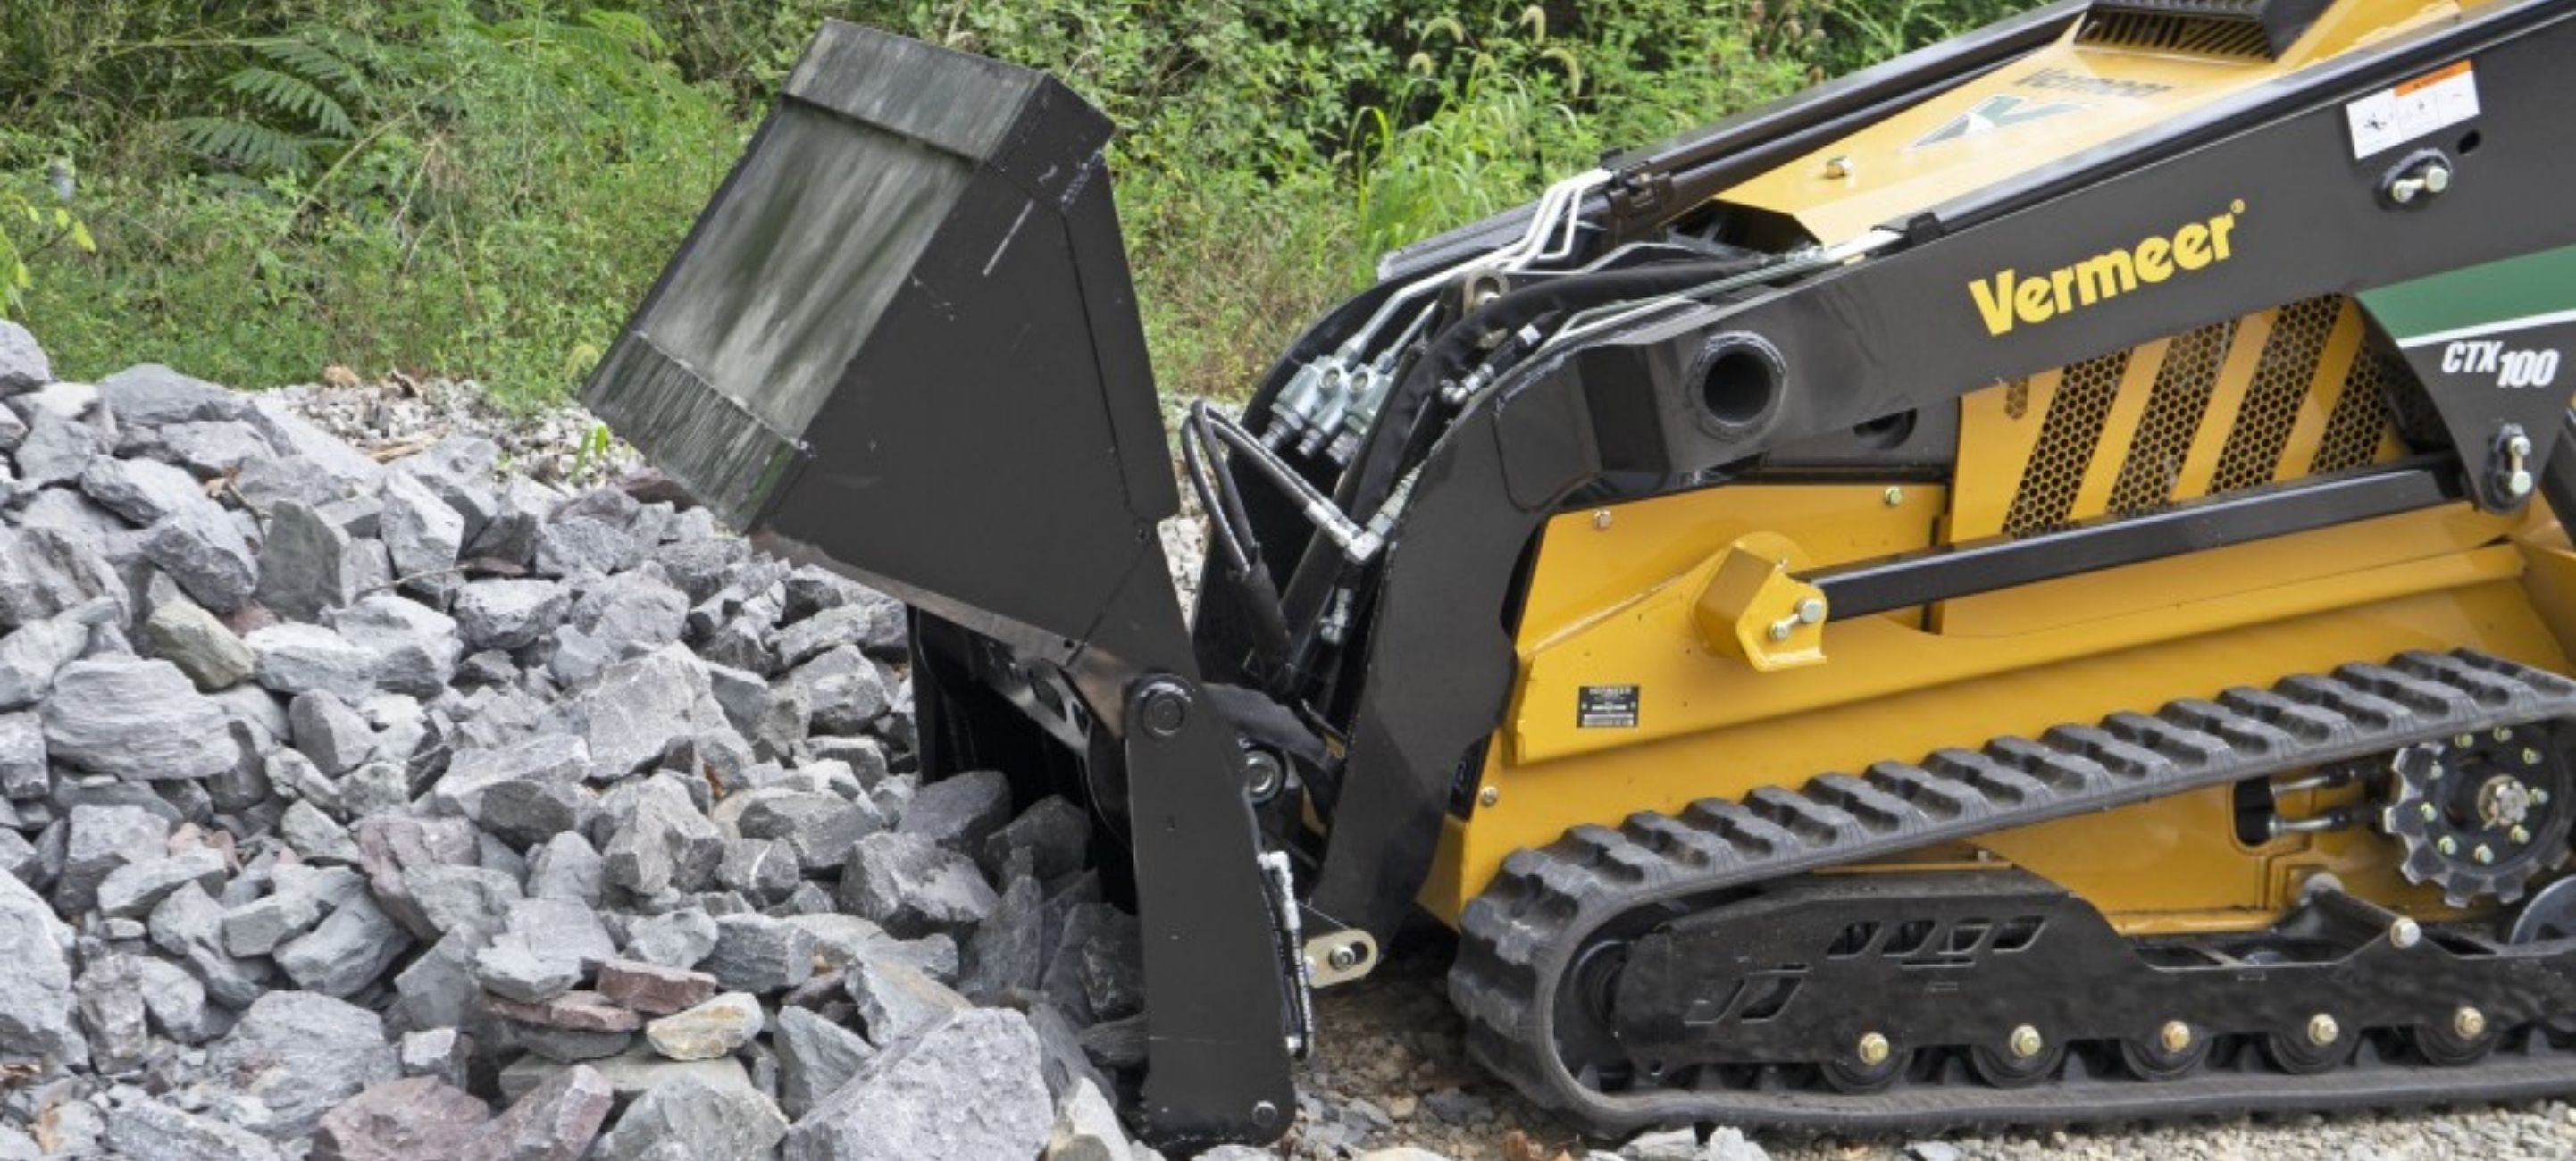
[1, 0, 2022, 408]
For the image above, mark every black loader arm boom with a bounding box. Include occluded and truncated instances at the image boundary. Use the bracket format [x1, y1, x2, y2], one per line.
[580, 21, 1297, 1148]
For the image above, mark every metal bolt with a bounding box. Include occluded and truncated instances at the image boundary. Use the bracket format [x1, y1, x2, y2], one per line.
[1768, 619, 1795, 642]
[2474, 844, 2496, 864]
[2537, 789, 2553, 805]
[2420, 803, 2440, 822]
[1883, 486, 1905, 507]
[1856, 1032, 1891, 1065]
[2422, 163, 2453, 194]
[1591, 509, 1613, 530]
[1242, 749, 1285, 801]
[1251, 1101, 1280, 1129]
[1138, 682, 1191, 739]
[1796, 598, 1827, 625]
[2497, 727, 2516, 742]
[2008, 1024, 2045, 1059]
[1477, 785, 1501, 808]
[2525, 748, 2544, 766]
[2456, 734, 2477, 748]
[2159, 1021, 2194, 1054]
[2513, 825, 2532, 845]
[1327, 945, 1363, 972]
[2389, 916, 2423, 949]
[2505, 432, 2537, 498]
[2455, 1006, 2488, 1040]
[2307, 1013, 2340, 1046]
[2438, 836, 2459, 856]
[2389, 176, 2425, 204]
[1824, 155, 1856, 180]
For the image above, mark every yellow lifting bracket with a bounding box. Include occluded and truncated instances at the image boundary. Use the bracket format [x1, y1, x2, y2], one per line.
[1693, 532, 1831, 671]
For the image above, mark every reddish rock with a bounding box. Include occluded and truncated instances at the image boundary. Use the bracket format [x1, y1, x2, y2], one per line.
[460, 1064, 611, 1161]
[354, 816, 482, 940]
[483, 990, 641, 1032]
[312, 1077, 491, 1161]
[593, 958, 716, 1015]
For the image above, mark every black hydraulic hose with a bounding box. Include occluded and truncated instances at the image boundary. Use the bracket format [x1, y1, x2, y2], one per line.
[1195, 407, 1267, 572]
[1180, 411, 1250, 576]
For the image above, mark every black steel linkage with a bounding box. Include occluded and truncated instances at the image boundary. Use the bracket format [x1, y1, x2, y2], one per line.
[2543, 408, 2576, 528]
[1806, 459, 2466, 620]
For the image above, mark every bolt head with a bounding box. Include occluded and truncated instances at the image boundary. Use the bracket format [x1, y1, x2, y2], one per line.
[2389, 177, 2423, 204]
[1768, 621, 1794, 643]
[2513, 825, 2532, 845]
[2159, 1020, 2194, 1053]
[2008, 1024, 2044, 1059]
[1591, 509, 1613, 530]
[1327, 945, 1361, 971]
[1856, 1032, 1891, 1065]
[2475, 844, 2496, 864]
[1882, 486, 1905, 506]
[2308, 1013, 2340, 1046]
[2454, 1006, 2487, 1040]
[2511, 470, 2538, 498]
[2422, 163, 2453, 194]
[2438, 836, 2459, 856]
[1138, 684, 1191, 739]
[2537, 789, 2553, 805]
[2420, 802, 2440, 822]
[2390, 917, 2423, 949]
[1824, 155, 1856, 180]
[2456, 734, 2477, 748]
[1252, 1100, 1280, 1129]
[2524, 748, 2543, 766]
[1796, 597, 1827, 625]
[1476, 785, 1501, 808]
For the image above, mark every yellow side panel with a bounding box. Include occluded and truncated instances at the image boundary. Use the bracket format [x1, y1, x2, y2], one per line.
[1717, 0, 2468, 244]
[1427, 469, 2566, 930]
[1436, 570, 2563, 928]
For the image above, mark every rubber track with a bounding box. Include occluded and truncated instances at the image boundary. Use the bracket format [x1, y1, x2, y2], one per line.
[1449, 650, 2576, 1134]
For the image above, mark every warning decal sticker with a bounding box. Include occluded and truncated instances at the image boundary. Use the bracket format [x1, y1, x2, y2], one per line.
[2346, 60, 2479, 160]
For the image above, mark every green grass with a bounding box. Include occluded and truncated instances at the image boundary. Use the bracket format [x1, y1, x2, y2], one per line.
[0, 0, 2024, 409]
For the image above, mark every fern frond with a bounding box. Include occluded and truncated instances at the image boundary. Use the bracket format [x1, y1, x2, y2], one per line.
[222, 67, 357, 138]
[580, 10, 664, 54]
[166, 117, 320, 175]
[253, 38, 365, 97]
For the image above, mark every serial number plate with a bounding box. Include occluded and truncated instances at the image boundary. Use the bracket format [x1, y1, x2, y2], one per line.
[1577, 685, 1639, 729]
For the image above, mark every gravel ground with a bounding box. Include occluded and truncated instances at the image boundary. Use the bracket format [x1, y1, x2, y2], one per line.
[266, 372, 640, 489]
[256, 371, 2576, 1161]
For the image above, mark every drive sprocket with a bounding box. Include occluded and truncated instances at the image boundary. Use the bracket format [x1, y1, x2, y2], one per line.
[2377, 724, 2576, 906]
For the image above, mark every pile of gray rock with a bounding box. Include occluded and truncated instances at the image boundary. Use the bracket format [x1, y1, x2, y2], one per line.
[0, 322, 1172, 1161]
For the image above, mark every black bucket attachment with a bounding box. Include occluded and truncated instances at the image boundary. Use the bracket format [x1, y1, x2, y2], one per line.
[583, 21, 1180, 666]
[582, 21, 1298, 1149]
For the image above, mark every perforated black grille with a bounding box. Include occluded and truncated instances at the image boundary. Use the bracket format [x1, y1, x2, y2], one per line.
[2003, 352, 2129, 534]
[2312, 345, 2400, 475]
[2106, 319, 2238, 515]
[2211, 296, 2341, 494]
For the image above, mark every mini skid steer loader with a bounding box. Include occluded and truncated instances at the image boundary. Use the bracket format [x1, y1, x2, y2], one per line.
[583, 0, 2576, 1149]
